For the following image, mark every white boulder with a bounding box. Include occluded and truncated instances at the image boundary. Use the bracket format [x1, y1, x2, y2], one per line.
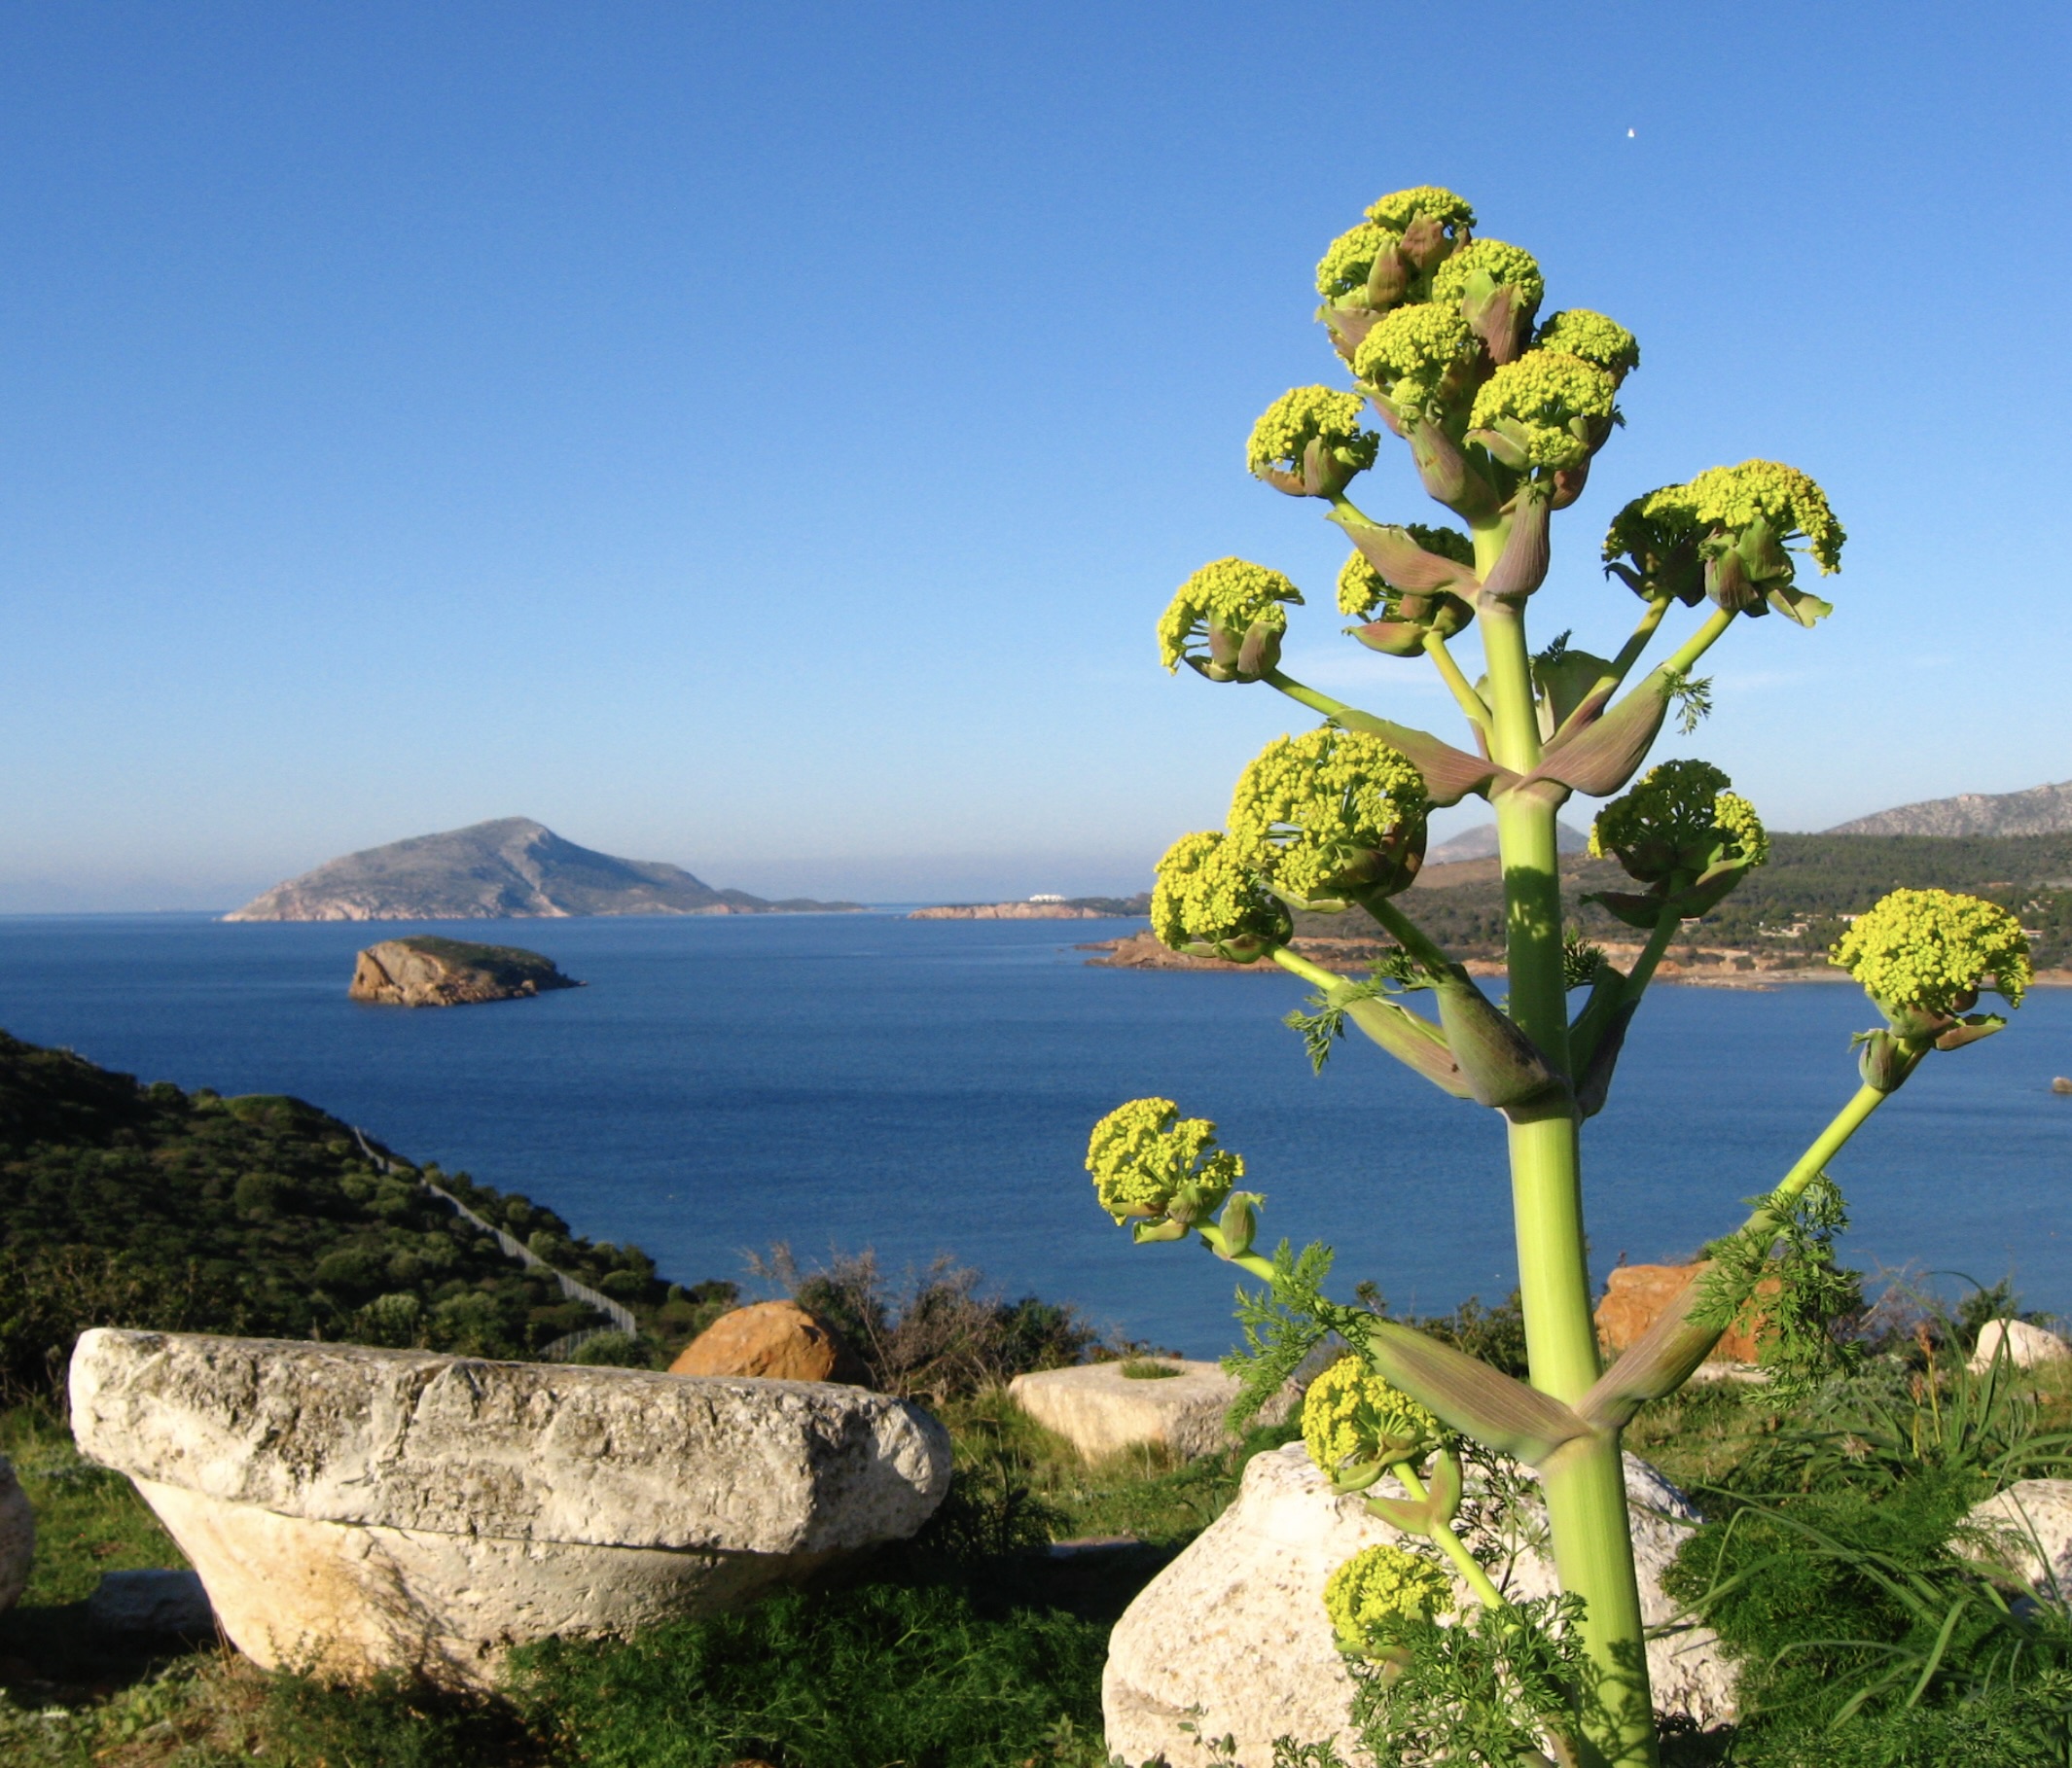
[1102, 1443, 1733, 1768]
[0, 1452, 32, 1613]
[1969, 1319, 2072, 1374]
[1008, 1360, 1292, 1462]
[1963, 1478, 2072, 1603]
[70, 1328, 950, 1685]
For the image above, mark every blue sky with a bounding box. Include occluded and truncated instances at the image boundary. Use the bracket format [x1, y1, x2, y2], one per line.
[3, 3, 2067, 909]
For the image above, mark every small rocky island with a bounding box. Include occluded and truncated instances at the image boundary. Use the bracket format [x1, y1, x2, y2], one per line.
[348, 937, 584, 1008]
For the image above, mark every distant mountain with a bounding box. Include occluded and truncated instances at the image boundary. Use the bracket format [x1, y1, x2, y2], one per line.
[1428, 820, 1590, 864]
[1826, 780, 2072, 838]
[226, 818, 860, 922]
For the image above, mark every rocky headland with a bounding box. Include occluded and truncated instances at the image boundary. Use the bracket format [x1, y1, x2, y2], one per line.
[228, 818, 862, 921]
[348, 937, 584, 1007]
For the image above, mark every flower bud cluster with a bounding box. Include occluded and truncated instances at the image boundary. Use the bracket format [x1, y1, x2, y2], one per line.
[1246, 386, 1380, 498]
[1834, 889, 2031, 1022]
[1086, 1097, 1244, 1232]
[1430, 238, 1545, 364]
[1227, 728, 1430, 904]
[1587, 760, 1768, 927]
[1151, 830, 1290, 960]
[1353, 304, 1479, 411]
[1336, 528, 1476, 657]
[1158, 557, 1304, 683]
[1604, 460, 1843, 622]
[1303, 1355, 1443, 1485]
[1323, 1542, 1454, 1655]
[1466, 352, 1618, 472]
[1532, 308, 1640, 382]
[1314, 188, 1477, 317]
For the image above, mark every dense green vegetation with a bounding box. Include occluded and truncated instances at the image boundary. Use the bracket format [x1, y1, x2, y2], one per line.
[0, 1030, 736, 1396]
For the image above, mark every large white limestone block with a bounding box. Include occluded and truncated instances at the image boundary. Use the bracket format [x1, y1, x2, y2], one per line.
[1008, 1360, 1293, 1462]
[1102, 1443, 1734, 1768]
[70, 1328, 950, 1684]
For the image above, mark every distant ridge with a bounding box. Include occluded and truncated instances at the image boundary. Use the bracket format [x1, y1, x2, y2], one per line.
[1826, 780, 2072, 838]
[226, 818, 860, 922]
[1428, 820, 1590, 864]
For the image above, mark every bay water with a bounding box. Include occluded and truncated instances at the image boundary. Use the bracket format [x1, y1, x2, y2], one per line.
[1, 911, 2066, 1356]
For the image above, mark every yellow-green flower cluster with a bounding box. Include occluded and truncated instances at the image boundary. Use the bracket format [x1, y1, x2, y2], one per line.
[1314, 222, 1402, 301]
[1352, 304, 1477, 406]
[1590, 760, 1767, 883]
[1834, 889, 2032, 1017]
[1335, 527, 1474, 619]
[1533, 308, 1639, 379]
[1467, 352, 1616, 470]
[1303, 1355, 1442, 1478]
[1323, 1542, 1455, 1653]
[1430, 238, 1545, 313]
[1086, 1097, 1243, 1224]
[1364, 186, 1476, 235]
[1245, 386, 1379, 479]
[1158, 557, 1303, 672]
[1607, 461, 1845, 577]
[1151, 830, 1287, 956]
[1227, 729, 1430, 902]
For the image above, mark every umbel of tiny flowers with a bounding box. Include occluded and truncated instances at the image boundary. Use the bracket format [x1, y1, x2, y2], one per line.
[1224, 728, 1431, 908]
[1834, 889, 2031, 1091]
[1304, 1355, 1443, 1491]
[1151, 830, 1291, 962]
[1604, 460, 1845, 628]
[1337, 528, 1477, 658]
[1430, 237, 1545, 366]
[1314, 187, 1476, 351]
[1323, 1542, 1455, 1660]
[1584, 760, 1768, 928]
[1158, 557, 1304, 684]
[1248, 386, 1380, 499]
[1084, 1097, 1266, 1257]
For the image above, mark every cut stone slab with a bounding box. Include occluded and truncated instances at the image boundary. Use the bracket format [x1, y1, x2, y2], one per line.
[668, 1300, 870, 1386]
[1008, 1361, 1294, 1462]
[70, 1328, 950, 1685]
[0, 1453, 32, 1614]
[1969, 1318, 2072, 1374]
[1102, 1442, 1733, 1768]
[88, 1569, 216, 1636]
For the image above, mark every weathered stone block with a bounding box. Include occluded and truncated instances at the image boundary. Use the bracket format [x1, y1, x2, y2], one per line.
[1007, 1361, 1291, 1462]
[87, 1568, 216, 1636]
[1102, 1442, 1733, 1768]
[1969, 1318, 2072, 1374]
[668, 1300, 870, 1386]
[70, 1329, 949, 1685]
[0, 1453, 32, 1614]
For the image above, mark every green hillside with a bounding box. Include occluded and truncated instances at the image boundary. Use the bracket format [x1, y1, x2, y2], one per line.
[0, 1031, 733, 1397]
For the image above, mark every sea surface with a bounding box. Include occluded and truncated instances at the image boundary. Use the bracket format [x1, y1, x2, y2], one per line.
[1, 912, 2067, 1356]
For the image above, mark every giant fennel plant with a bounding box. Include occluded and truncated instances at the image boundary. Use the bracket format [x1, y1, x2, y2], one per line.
[1083, 187, 2031, 1768]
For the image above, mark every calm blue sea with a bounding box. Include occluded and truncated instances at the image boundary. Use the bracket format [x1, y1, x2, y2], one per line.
[1, 913, 2067, 1356]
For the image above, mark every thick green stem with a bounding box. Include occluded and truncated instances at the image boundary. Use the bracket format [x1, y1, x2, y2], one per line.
[1553, 598, 1672, 744]
[1484, 568, 1657, 1765]
[1620, 912, 1684, 1009]
[1269, 946, 1343, 990]
[1361, 893, 1454, 977]
[1660, 606, 1734, 679]
[1261, 667, 1353, 722]
[1394, 1460, 1509, 1609]
[1742, 1080, 1886, 1233]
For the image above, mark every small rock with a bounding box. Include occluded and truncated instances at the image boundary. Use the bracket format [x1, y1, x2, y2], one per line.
[1102, 1443, 1733, 1768]
[2052, 1076, 2072, 1095]
[0, 1454, 32, 1613]
[1595, 1264, 1770, 1363]
[1969, 1318, 2072, 1374]
[70, 1328, 947, 1686]
[667, 1300, 870, 1385]
[88, 1569, 215, 1636]
[1962, 1479, 2072, 1602]
[348, 937, 582, 1007]
[1007, 1361, 1293, 1462]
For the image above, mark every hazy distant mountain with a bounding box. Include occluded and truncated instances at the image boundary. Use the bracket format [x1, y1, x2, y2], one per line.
[1428, 820, 1590, 864]
[225, 818, 860, 921]
[1826, 780, 2072, 838]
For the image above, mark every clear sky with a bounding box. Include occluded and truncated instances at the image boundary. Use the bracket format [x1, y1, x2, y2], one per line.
[3, 2, 2067, 910]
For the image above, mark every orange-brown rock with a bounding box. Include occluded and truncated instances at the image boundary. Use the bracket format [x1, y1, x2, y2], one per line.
[667, 1301, 871, 1386]
[1595, 1264, 1769, 1364]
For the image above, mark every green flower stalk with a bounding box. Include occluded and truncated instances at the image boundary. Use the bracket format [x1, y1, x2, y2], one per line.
[1158, 557, 1304, 683]
[1086, 186, 2007, 1768]
[1247, 386, 1381, 498]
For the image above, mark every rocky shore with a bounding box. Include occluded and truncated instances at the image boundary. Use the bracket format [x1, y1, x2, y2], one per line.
[348, 937, 584, 1007]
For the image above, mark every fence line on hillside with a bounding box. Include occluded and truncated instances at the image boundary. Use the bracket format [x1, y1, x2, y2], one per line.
[351, 1127, 638, 1338]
